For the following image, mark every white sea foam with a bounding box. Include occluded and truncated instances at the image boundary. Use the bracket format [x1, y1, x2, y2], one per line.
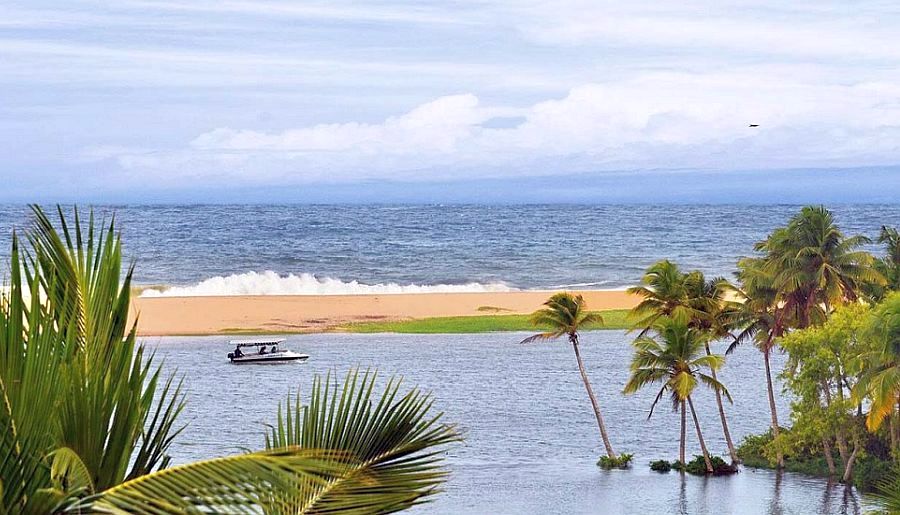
[139, 271, 518, 297]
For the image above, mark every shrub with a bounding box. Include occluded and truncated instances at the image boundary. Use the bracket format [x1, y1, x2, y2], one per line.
[673, 455, 737, 475]
[598, 453, 633, 470]
[737, 430, 776, 467]
[854, 456, 894, 492]
[650, 460, 671, 472]
[738, 430, 895, 492]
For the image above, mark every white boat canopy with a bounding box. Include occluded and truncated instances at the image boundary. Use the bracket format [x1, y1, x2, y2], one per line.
[229, 338, 286, 347]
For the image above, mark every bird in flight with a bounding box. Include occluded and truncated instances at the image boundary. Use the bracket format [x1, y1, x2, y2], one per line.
[748, 124, 759, 127]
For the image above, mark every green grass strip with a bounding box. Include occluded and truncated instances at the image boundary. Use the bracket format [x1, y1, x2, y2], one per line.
[338, 309, 631, 334]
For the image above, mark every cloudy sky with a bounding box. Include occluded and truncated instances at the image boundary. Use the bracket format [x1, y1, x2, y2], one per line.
[2, 1, 899, 202]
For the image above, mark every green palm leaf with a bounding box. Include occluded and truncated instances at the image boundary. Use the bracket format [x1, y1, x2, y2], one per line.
[264, 369, 460, 514]
[25, 206, 187, 491]
[71, 448, 346, 514]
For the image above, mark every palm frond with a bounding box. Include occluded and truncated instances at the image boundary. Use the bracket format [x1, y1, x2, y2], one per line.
[264, 369, 460, 514]
[71, 448, 345, 514]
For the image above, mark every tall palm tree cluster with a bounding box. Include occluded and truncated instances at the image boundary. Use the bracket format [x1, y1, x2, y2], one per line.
[524, 206, 896, 477]
[0, 207, 458, 514]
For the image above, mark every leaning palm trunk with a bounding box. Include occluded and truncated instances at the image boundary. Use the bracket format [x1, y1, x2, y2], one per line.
[763, 346, 784, 468]
[571, 335, 616, 459]
[679, 400, 687, 468]
[705, 342, 738, 463]
[687, 396, 713, 473]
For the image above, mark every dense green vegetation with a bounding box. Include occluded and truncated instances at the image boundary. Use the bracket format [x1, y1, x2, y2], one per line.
[0, 207, 458, 514]
[737, 430, 893, 492]
[339, 309, 630, 333]
[577, 205, 900, 493]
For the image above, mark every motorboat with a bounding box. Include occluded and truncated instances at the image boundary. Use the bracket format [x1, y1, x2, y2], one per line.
[226, 338, 309, 364]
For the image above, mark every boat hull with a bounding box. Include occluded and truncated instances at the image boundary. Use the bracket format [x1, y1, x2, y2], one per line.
[228, 352, 309, 365]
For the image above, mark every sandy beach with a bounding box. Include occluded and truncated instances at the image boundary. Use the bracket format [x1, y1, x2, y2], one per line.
[130, 290, 639, 336]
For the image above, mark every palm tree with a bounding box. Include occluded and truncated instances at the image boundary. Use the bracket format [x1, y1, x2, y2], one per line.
[757, 205, 882, 328]
[732, 256, 787, 467]
[686, 272, 742, 464]
[628, 261, 740, 463]
[854, 292, 900, 433]
[0, 206, 459, 514]
[627, 260, 696, 333]
[522, 292, 618, 459]
[869, 226, 900, 301]
[623, 318, 731, 472]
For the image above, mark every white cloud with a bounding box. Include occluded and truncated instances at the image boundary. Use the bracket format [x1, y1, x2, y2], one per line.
[191, 95, 499, 154]
[5, 0, 900, 196]
[95, 70, 900, 185]
[510, 1, 900, 60]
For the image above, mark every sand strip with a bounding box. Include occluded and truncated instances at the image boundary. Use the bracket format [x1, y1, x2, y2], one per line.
[130, 290, 639, 336]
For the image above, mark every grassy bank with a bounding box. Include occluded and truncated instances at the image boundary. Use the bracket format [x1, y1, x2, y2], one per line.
[338, 309, 630, 334]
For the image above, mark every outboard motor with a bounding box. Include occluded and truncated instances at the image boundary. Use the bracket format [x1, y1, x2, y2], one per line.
[227, 352, 235, 360]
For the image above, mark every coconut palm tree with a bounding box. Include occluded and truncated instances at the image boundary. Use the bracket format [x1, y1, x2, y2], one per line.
[627, 260, 697, 333]
[623, 318, 731, 472]
[757, 205, 882, 328]
[732, 256, 788, 467]
[686, 272, 742, 464]
[522, 292, 618, 460]
[628, 261, 740, 463]
[854, 292, 900, 433]
[868, 226, 900, 301]
[0, 206, 459, 514]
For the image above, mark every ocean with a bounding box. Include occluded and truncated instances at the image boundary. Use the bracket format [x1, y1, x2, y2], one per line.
[0, 204, 897, 295]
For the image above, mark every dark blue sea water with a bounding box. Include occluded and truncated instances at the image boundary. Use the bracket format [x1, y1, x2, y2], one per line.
[0, 204, 897, 294]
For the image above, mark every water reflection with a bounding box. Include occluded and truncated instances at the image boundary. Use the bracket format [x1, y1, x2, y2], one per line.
[768, 469, 783, 515]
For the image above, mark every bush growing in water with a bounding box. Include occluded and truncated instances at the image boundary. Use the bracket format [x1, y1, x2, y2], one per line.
[598, 453, 633, 470]
[671, 456, 737, 476]
[649, 460, 672, 472]
[737, 431, 894, 492]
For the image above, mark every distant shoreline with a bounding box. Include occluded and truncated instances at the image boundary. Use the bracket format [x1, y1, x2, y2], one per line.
[129, 290, 640, 336]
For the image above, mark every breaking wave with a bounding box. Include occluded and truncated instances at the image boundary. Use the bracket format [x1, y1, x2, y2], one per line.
[139, 271, 518, 297]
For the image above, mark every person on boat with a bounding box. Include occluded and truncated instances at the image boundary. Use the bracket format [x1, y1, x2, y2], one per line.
[271, 345, 277, 353]
[233, 345, 243, 358]
[259, 345, 267, 355]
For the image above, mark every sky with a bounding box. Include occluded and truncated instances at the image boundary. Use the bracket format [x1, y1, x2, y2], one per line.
[1, 1, 899, 202]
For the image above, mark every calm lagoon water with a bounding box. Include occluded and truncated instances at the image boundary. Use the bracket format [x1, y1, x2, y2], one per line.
[145, 331, 872, 514]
